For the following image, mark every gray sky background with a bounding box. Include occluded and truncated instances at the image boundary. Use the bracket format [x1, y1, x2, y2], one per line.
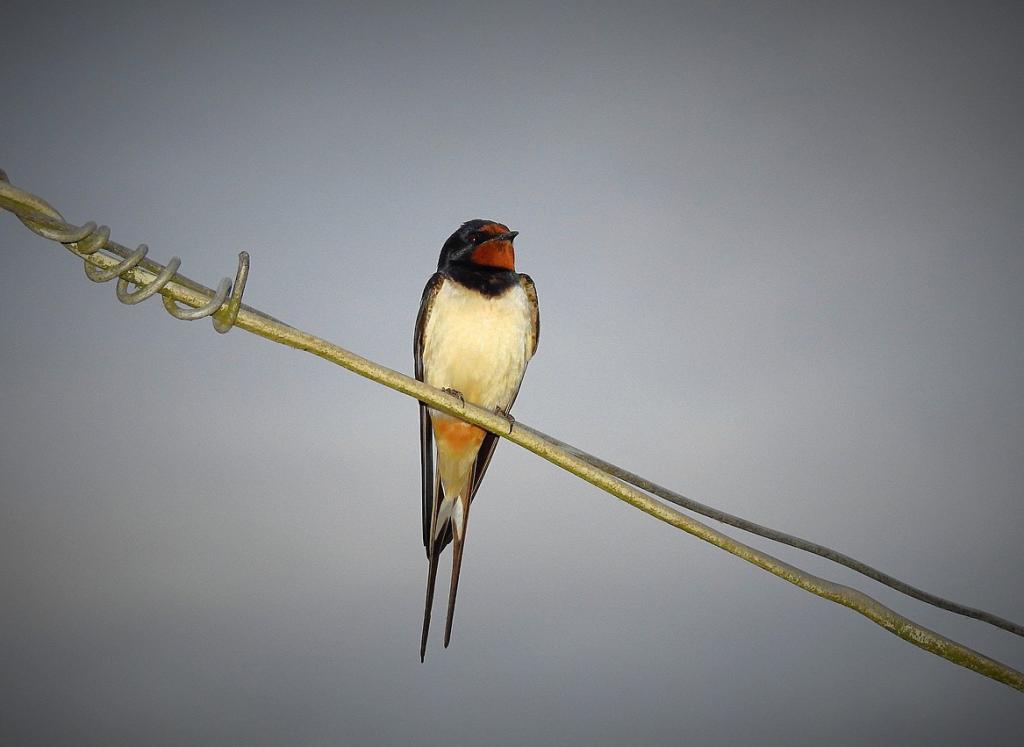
[2, 1, 1022, 744]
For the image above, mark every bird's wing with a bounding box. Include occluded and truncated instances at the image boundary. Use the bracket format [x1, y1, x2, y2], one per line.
[415, 272, 445, 550]
[521, 272, 540, 358]
[417, 272, 448, 660]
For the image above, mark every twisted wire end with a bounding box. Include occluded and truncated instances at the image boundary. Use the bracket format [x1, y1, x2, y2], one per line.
[0, 169, 248, 331]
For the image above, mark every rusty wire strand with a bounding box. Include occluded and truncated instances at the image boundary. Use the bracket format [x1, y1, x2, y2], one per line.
[1, 168, 1021, 693]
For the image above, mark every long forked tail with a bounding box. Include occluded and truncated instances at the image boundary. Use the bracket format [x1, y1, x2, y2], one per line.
[443, 494, 471, 648]
[420, 545, 441, 662]
[421, 477, 473, 659]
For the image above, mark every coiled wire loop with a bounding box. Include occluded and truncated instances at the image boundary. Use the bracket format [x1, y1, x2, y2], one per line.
[83, 243, 149, 282]
[0, 169, 247, 331]
[116, 256, 182, 304]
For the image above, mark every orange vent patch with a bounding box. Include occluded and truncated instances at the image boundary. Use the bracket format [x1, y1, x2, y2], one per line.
[433, 419, 486, 453]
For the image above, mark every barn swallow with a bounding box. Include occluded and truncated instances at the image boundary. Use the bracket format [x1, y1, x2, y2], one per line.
[414, 219, 539, 660]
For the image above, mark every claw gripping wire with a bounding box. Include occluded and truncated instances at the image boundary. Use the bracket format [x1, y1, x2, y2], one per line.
[0, 168, 248, 332]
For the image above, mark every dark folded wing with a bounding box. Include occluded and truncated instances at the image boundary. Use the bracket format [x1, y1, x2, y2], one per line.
[519, 273, 540, 358]
[415, 273, 445, 550]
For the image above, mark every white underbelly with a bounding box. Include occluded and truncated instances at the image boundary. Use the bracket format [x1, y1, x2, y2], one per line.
[422, 278, 532, 412]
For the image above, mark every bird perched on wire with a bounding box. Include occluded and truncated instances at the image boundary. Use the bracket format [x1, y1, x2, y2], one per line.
[414, 219, 539, 660]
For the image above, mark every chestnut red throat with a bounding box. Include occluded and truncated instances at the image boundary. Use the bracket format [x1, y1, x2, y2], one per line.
[414, 218, 539, 659]
[468, 223, 516, 270]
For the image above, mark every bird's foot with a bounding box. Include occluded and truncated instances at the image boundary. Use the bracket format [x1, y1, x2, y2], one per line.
[442, 387, 465, 408]
[495, 406, 515, 435]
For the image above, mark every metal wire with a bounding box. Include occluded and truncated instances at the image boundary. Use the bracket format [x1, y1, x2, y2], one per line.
[83, 242, 148, 282]
[2, 167, 1022, 693]
[0, 168, 247, 332]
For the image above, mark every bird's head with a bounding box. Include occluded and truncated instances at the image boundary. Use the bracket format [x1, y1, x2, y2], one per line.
[438, 219, 518, 272]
